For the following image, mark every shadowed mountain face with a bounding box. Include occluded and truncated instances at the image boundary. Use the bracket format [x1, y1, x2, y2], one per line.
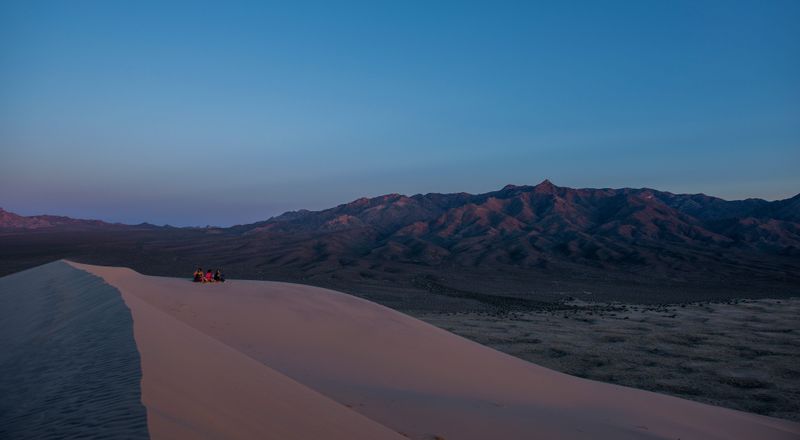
[2, 182, 799, 309]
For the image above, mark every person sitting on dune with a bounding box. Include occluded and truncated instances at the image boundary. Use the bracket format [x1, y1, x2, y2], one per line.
[193, 268, 204, 282]
[214, 269, 225, 283]
[205, 269, 214, 283]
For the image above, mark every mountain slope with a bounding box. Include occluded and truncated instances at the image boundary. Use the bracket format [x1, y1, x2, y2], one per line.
[235, 181, 799, 269]
[1, 182, 798, 306]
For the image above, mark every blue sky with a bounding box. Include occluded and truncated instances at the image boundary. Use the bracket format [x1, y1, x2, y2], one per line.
[1, 1, 798, 226]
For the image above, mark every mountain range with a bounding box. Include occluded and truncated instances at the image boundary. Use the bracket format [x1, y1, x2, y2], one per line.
[2, 181, 799, 309]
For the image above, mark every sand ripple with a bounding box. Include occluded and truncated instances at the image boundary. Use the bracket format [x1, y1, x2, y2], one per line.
[0, 261, 148, 439]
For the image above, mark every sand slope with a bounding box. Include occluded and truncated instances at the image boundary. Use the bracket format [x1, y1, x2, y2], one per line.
[71, 262, 408, 440]
[63, 261, 800, 440]
[0, 262, 148, 439]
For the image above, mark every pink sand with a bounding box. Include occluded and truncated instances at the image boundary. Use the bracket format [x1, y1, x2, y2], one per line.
[69, 261, 800, 440]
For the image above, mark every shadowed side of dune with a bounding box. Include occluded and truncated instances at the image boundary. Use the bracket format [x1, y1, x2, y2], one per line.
[0, 261, 149, 439]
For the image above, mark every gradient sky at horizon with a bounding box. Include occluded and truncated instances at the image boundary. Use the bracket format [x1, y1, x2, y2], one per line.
[1, 1, 798, 226]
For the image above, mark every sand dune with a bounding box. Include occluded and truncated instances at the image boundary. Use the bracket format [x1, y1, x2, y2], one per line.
[2, 261, 799, 439]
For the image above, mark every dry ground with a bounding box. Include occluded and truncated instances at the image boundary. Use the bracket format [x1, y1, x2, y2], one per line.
[415, 297, 800, 422]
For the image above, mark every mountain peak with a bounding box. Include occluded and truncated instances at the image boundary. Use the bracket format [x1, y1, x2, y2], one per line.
[532, 179, 558, 193]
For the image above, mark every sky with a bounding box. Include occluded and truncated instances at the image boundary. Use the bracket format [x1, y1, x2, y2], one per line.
[1, 1, 798, 226]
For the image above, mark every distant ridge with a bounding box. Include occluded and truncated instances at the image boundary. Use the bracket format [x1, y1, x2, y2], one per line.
[0, 207, 159, 231]
[2, 182, 799, 304]
[235, 180, 800, 267]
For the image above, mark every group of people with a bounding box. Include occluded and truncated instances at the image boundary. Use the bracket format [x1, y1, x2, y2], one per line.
[193, 267, 225, 283]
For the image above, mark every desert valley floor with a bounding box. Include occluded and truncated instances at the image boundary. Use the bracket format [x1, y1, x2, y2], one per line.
[416, 297, 800, 422]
